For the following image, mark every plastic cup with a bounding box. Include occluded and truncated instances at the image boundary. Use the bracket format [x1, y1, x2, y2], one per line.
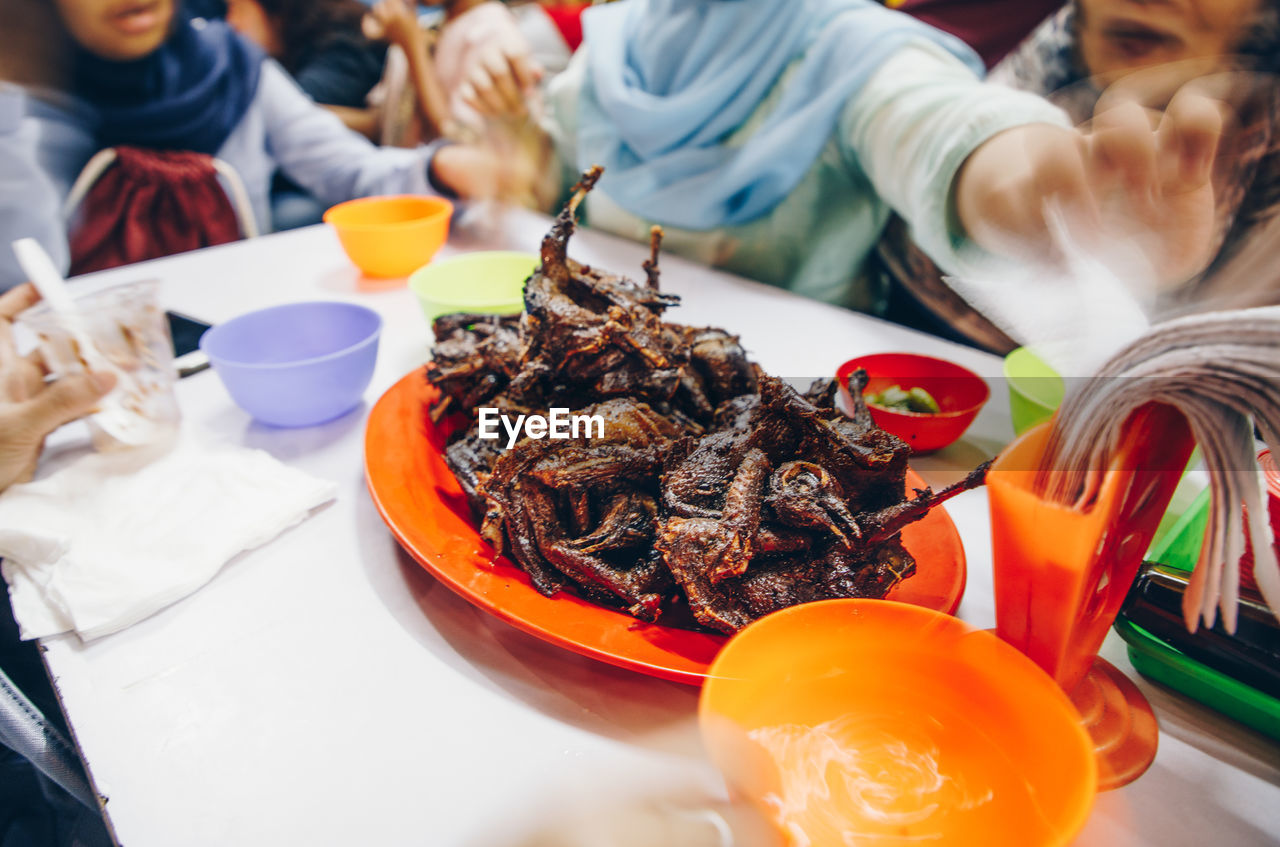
[988, 406, 1195, 691]
[1244, 449, 1280, 594]
[987, 404, 1196, 788]
[17, 279, 180, 450]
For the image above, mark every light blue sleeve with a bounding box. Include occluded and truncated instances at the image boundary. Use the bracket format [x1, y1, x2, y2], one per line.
[0, 85, 69, 290]
[252, 61, 441, 209]
[838, 40, 1071, 278]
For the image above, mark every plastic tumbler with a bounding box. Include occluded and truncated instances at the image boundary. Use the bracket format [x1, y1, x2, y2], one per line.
[987, 403, 1196, 789]
[17, 279, 180, 450]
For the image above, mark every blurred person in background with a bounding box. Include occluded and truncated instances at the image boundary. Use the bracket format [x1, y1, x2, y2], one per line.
[225, 0, 452, 227]
[432, 0, 545, 133]
[225, 0, 452, 142]
[878, 0, 1280, 350]
[533, 0, 1224, 317]
[0, 0, 539, 277]
[993, 0, 1280, 288]
[225, 0, 400, 136]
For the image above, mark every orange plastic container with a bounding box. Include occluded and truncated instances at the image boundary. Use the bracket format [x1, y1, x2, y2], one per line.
[987, 403, 1196, 788]
[324, 195, 452, 278]
[700, 599, 1097, 847]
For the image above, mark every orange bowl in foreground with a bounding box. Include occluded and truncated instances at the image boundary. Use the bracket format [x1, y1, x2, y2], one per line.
[838, 353, 990, 452]
[700, 599, 1096, 847]
[324, 195, 453, 278]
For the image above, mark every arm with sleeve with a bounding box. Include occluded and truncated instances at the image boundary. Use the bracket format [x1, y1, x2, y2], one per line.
[839, 40, 1071, 279]
[0, 85, 67, 290]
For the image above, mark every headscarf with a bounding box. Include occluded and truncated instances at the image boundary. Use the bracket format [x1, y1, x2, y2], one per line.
[576, 0, 983, 231]
[71, 9, 263, 155]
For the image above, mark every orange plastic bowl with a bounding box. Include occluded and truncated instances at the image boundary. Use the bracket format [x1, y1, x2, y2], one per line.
[700, 600, 1096, 847]
[837, 353, 990, 452]
[324, 195, 453, 278]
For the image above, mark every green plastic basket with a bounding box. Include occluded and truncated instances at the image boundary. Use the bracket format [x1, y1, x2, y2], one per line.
[1115, 490, 1280, 740]
[1114, 617, 1280, 741]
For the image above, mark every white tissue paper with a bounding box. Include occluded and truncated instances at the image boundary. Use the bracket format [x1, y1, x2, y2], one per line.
[0, 433, 337, 641]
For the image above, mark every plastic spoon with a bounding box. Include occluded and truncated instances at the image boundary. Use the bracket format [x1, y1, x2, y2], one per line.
[13, 239, 112, 366]
[11, 238, 153, 445]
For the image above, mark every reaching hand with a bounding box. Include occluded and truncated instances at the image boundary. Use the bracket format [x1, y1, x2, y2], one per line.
[430, 120, 560, 211]
[956, 84, 1224, 288]
[456, 39, 543, 121]
[363, 0, 425, 52]
[0, 283, 116, 492]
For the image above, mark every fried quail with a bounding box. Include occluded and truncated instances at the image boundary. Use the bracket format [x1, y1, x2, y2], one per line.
[420, 165, 987, 633]
[478, 399, 684, 619]
[657, 375, 987, 633]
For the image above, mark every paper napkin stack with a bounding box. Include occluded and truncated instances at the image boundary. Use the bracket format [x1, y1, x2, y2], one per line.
[0, 434, 337, 641]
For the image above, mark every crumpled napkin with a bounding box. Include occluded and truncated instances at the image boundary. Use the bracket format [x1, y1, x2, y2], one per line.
[0, 433, 337, 641]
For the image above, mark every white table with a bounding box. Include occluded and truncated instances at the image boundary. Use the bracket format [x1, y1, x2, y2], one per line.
[34, 211, 1280, 846]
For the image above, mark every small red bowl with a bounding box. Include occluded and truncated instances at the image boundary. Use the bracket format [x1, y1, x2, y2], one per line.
[837, 353, 990, 452]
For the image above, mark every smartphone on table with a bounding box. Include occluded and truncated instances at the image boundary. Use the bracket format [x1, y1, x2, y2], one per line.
[165, 310, 213, 377]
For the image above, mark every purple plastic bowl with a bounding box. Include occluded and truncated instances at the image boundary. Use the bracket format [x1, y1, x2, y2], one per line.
[200, 301, 382, 427]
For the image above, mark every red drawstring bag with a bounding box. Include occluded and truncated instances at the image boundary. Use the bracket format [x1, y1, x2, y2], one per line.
[69, 146, 245, 276]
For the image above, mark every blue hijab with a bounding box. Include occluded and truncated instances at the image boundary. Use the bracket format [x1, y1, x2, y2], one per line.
[578, 0, 983, 230]
[73, 12, 263, 156]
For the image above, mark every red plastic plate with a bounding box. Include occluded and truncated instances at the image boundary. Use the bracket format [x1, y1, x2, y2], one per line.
[364, 368, 968, 684]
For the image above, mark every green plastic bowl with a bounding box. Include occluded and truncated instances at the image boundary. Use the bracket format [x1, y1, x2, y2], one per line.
[1003, 347, 1065, 435]
[408, 251, 538, 325]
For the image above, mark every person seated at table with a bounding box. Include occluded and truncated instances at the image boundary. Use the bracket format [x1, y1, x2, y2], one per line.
[225, 0, 452, 143]
[223, 0, 453, 229]
[878, 0, 1280, 350]
[0, 0, 71, 292]
[226, 0, 394, 133]
[5, 0, 525, 276]
[532, 0, 1223, 315]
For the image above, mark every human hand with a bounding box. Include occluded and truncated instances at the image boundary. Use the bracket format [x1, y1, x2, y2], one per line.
[363, 0, 424, 51]
[0, 283, 116, 492]
[455, 35, 543, 121]
[956, 85, 1223, 287]
[430, 122, 560, 211]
